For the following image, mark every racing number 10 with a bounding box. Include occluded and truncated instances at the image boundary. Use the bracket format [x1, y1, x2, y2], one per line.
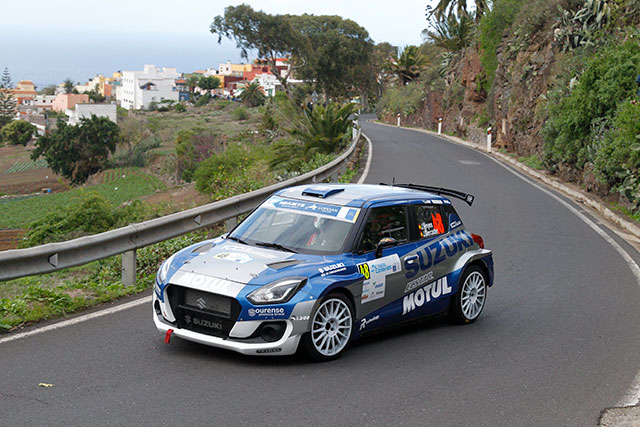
[357, 263, 371, 280]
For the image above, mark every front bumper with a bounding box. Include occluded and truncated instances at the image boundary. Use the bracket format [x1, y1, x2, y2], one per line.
[152, 292, 313, 356]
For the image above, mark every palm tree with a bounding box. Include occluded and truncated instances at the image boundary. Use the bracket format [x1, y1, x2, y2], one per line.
[427, 0, 488, 23]
[239, 81, 266, 107]
[290, 102, 359, 155]
[388, 46, 428, 86]
[423, 14, 475, 52]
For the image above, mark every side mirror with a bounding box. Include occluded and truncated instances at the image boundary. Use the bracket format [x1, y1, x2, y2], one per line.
[375, 237, 397, 258]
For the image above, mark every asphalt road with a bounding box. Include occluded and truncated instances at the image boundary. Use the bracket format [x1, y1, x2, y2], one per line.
[2, 118, 640, 426]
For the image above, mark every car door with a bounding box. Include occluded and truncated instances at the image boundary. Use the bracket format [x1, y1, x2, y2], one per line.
[351, 203, 417, 332]
[400, 203, 456, 320]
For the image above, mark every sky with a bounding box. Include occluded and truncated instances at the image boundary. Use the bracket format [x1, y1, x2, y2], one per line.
[0, 0, 434, 88]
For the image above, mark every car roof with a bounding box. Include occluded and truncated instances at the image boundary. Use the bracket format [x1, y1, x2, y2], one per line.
[274, 183, 452, 208]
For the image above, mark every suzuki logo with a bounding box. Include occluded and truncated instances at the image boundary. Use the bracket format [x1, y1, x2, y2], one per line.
[196, 297, 207, 310]
[185, 314, 192, 324]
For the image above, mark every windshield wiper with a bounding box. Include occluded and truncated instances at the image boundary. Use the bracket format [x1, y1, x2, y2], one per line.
[254, 241, 297, 253]
[227, 235, 248, 245]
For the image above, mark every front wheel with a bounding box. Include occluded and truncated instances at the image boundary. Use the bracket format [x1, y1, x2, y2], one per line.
[448, 265, 487, 324]
[302, 293, 354, 362]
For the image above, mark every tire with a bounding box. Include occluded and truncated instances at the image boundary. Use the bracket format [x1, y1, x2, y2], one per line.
[448, 265, 487, 324]
[302, 292, 354, 362]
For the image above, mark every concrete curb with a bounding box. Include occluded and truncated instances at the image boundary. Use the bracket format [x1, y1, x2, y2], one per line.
[373, 120, 640, 243]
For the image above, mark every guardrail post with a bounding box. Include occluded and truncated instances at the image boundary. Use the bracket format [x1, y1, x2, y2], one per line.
[122, 249, 136, 287]
[438, 118, 442, 135]
[397, 114, 401, 127]
[487, 127, 492, 153]
[225, 217, 238, 232]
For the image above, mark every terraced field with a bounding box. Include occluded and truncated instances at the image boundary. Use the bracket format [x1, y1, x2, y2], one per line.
[0, 167, 165, 228]
[4, 159, 48, 174]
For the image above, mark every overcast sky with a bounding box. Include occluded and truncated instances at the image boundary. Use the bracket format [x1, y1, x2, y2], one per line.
[0, 0, 434, 86]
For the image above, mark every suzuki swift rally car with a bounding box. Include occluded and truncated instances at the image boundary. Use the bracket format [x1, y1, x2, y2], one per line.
[153, 183, 494, 361]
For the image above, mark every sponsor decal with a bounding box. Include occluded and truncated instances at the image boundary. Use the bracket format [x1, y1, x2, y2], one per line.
[431, 213, 445, 234]
[256, 348, 282, 353]
[359, 314, 380, 331]
[318, 262, 347, 277]
[402, 277, 453, 315]
[248, 307, 286, 317]
[265, 197, 360, 223]
[358, 254, 401, 304]
[290, 315, 310, 322]
[174, 272, 238, 295]
[404, 271, 434, 293]
[225, 244, 277, 259]
[404, 230, 474, 279]
[185, 314, 223, 330]
[213, 252, 253, 264]
[450, 220, 462, 229]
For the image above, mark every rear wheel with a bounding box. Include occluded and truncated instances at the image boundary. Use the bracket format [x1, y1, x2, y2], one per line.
[302, 293, 354, 362]
[448, 265, 487, 324]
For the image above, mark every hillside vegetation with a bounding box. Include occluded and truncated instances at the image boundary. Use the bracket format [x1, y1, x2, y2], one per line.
[378, 0, 640, 216]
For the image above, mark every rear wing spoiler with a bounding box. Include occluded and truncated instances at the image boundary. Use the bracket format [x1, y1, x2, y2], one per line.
[380, 183, 475, 206]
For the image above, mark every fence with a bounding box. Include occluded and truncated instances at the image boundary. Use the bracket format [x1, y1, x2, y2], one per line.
[0, 126, 362, 285]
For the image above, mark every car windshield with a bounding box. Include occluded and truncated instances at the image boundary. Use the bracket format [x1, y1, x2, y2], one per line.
[228, 196, 360, 254]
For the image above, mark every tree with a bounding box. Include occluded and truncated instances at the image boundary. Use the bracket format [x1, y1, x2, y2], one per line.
[388, 46, 429, 85]
[1, 120, 36, 146]
[0, 68, 16, 129]
[186, 76, 199, 96]
[86, 88, 105, 103]
[239, 81, 266, 107]
[63, 78, 75, 94]
[31, 116, 119, 184]
[198, 76, 221, 92]
[289, 102, 360, 155]
[40, 85, 56, 95]
[211, 5, 306, 101]
[427, 0, 488, 23]
[423, 13, 475, 52]
[289, 15, 374, 101]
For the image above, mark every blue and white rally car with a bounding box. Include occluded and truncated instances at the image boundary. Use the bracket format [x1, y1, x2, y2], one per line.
[153, 183, 494, 361]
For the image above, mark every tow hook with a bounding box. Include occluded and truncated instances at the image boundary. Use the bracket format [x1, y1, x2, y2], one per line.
[164, 329, 174, 344]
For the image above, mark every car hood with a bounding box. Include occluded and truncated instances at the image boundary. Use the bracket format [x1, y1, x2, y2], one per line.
[176, 239, 300, 285]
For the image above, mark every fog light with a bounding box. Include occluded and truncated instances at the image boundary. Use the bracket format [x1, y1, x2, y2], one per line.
[260, 323, 285, 342]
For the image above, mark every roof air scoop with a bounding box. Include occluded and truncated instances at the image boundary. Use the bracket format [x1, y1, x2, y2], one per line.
[301, 186, 345, 199]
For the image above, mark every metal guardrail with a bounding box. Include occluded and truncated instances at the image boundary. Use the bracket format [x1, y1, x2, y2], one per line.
[0, 126, 362, 284]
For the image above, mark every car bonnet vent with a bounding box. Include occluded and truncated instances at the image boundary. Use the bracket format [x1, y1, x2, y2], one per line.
[301, 186, 345, 198]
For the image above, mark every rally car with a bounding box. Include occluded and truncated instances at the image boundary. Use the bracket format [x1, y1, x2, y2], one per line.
[153, 183, 494, 361]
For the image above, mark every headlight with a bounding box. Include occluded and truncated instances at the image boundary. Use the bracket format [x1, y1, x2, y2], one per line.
[247, 277, 307, 305]
[157, 253, 177, 283]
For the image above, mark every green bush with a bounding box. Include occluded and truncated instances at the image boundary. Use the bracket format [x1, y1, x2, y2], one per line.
[376, 82, 424, 117]
[593, 101, 640, 204]
[174, 103, 186, 112]
[232, 106, 249, 121]
[1, 120, 36, 145]
[21, 192, 148, 246]
[195, 94, 211, 107]
[194, 143, 268, 200]
[477, 0, 525, 92]
[543, 39, 640, 169]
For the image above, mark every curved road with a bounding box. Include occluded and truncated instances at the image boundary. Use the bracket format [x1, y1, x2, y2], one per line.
[2, 118, 640, 426]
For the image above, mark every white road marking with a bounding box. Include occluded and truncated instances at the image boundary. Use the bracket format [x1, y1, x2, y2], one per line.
[459, 160, 481, 165]
[357, 133, 373, 184]
[0, 295, 151, 345]
[486, 155, 640, 407]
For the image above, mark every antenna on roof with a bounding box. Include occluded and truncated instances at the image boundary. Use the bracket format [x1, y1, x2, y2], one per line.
[392, 177, 396, 186]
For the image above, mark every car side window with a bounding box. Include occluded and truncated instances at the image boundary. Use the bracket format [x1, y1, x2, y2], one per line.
[358, 205, 408, 252]
[413, 204, 447, 239]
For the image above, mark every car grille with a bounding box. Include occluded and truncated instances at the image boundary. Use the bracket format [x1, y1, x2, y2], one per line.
[167, 285, 241, 339]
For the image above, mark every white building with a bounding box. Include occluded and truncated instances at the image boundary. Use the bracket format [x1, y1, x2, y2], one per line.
[66, 103, 117, 126]
[22, 95, 56, 113]
[119, 65, 180, 110]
